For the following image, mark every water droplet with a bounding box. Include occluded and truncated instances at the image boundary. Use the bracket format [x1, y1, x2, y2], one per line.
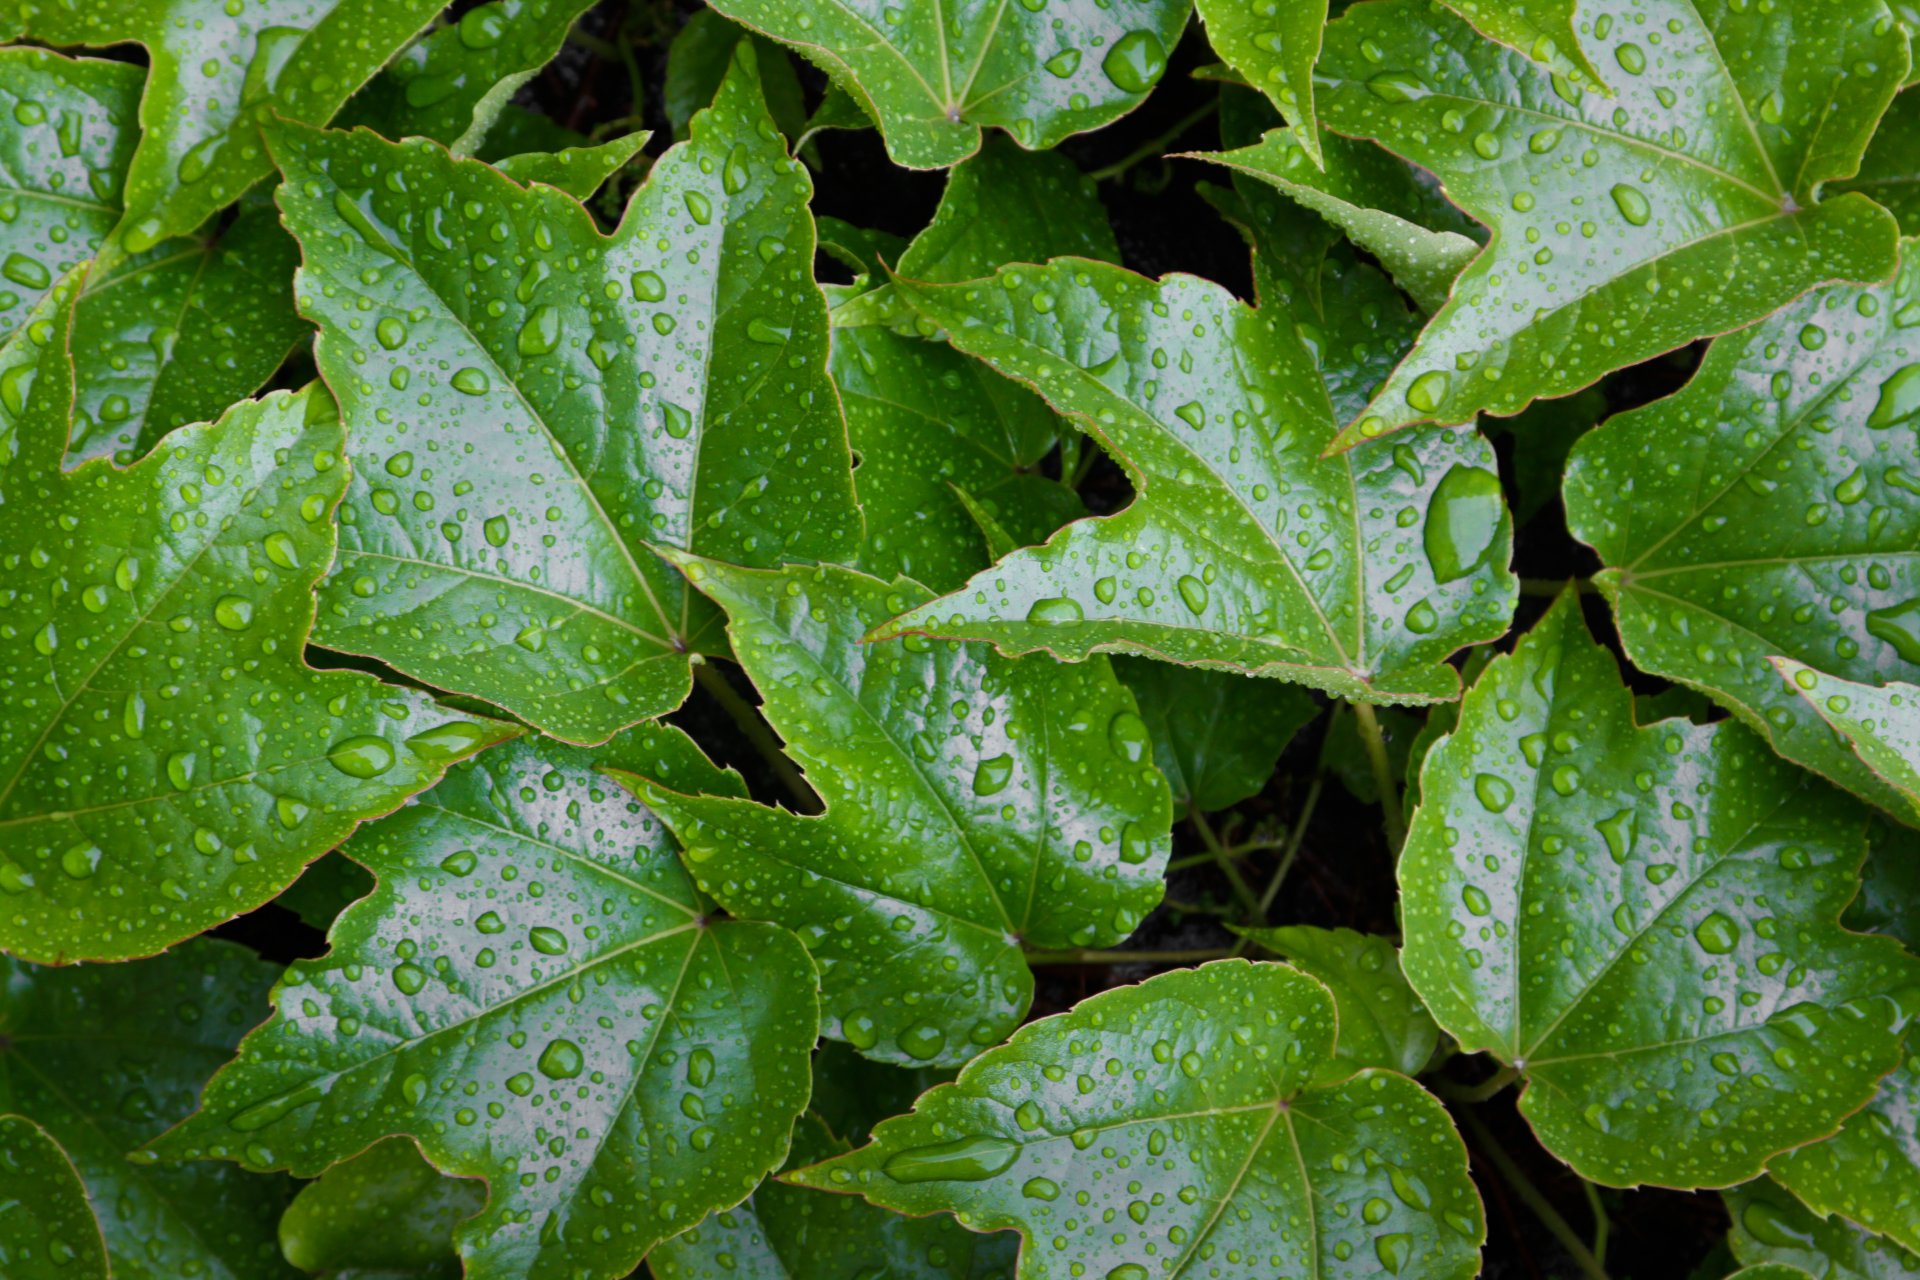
[483, 515, 510, 547]
[1374, 1233, 1413, 1275]
[1867, 365, 1920, 429]
[451, 367, 490, 396]
[882, 1136, 1017, 1182]
[1693, 911, 1740, 954]
[1022, 1176, 1060, 1200]
[1424, 465, 1504, 582]
[1100, 30, 1167, 94]
[61, 842, 101, 879]
[1405, 370, 1450, 413]
[537, 1038, 584, 1079]
[327, 735, 395, 779]
[1865, 599, 1920, 662]
[1615, 42, 1646, 73]
[1044, 48, 1081, 77]
[213, 595, 254, 631]
[1176, 574, 1209, 614]
[897, 1023, 946, 1061]
[1027, 596, 1083, 624]
[528, 926, 568, 955]
[1610, 184, 1651, 226]
[518, 305, 560, 356]
[973, 754, 1013, 796]
[1474, 774, 1514, 813]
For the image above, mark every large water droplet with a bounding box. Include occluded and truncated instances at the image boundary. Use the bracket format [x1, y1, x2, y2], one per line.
[1693, 911, 1740, 954]
[882, 1136, 1018, 1183]
[1865, 599, 1920, 663]
[1424, 465, 1504, 582]
[537, 1038, 584, 1079]
[328, 735, 395, 779]
[1100, 30, 1167, 94]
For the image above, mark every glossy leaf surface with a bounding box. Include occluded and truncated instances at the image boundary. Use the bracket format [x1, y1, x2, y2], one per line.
[1836, 89, 1920, 235]
[1317, 0, 1907, 446]
[1238, 925, 1440, 1079]
[615, 555, 1171, 1068]
[1195, 0, 1328, 166]
[6, 0, 443, 251]
[1727, 1177, 1920, 1279]
[0, 283, 513, 962]
[0, 1116, 108, 1280]
[277, 1138, 484, 1280]
[704, 0, 1190, 168]
[279, 47, 859, 743]
[872, 259, 1518, 704]
[1768, 1037, 1920, 1253]
[1401, 594, 1920, 1187]
[1433, 0, 1603, 84]
[151, 728, 819, 1280]
[653, 1114, 1013, 1280]
[793, 960, 1485, 1280]
[492, 131, 649, 202]
[0, 49, 140, 341]
[1115, 656, 1318, 813]
[660, 9, 808, 144]
[0, 940, 295, 1280]
[1566, 246, 1920, 819]
[65, 198, 304, 464]
[1776, 662, 1920, 823]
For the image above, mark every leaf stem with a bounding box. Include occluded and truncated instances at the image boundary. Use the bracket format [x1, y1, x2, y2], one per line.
[1189, 806, 1263, 919]
[1254, 773, 1323, 920]
[1350, 702, 1407, 853]
[1431, 1064, 1519, 1104]
[1025, 947, 1233, 965]
[1459, 1110, 1611, 1280]
[1583, 1180, 1610, 1269]
[1088, 98, 1218, 183]
[691, 660, 817, 813]
[1520, 577, 1595, 598]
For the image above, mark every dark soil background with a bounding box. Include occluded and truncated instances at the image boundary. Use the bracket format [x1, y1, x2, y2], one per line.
[215, 2, 1732, 1274]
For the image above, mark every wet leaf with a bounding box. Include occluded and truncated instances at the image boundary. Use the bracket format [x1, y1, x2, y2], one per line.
[871, 258, 1517, 705]
[1727, 1176, 1920, 1279]
[1775, 662, 1920, 824]
[277, 1138, 484, 1280]
[1316, 0, 1907, 447]
[1566, 245, 1920, 821]
[274, 46, 859, 743]
[661, 8, 808, 143]
[703, 0, 1190, 168]
[0, 280, 514, 962]
[4, 0, 445, 251]
[611, 555, 1172, 1068]
[0, 940, 297, 1280]
[1835, 89, 1920, 235]
[0, 1117, 108, 1280]
[1235, 925, 1440, 1078]
[492, 131, 649, 202]
[1768, 1038, 1920, 1254]
[1431, 0, 1605, 86]
[0, 48, 141, 342]
[149, 727, 819, 1280]
[791, 960, 1485, 1280]
[653, 1114, 1014, 1280]
[1400, 593, 1920, 1188]
[1116, 656, 1318, 813]
[1194, 0, 1329, 166]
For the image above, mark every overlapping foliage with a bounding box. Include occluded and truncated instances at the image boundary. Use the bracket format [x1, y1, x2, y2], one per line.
[4, 1, 1920, 1278]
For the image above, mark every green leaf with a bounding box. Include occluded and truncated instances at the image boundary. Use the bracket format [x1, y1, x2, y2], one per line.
[0, 1116, 108, 1280]
[1399, 593, 1920, 1188]
[704, 0, 1190, 168]
[1194, 0, 1328, 166]
[1565, 244, 1920, 821]
[6, 0, 445, 252]
[0, 48, 141, 341]
[871, 259, 1518, 705]
[65, 197, 305, 464]
[1834, 89, 1920, 235]
[1430, 0, 1607, 87]
[0, 280, 513, 962]
[1483, 386, 1607, 527]
[1851, 815, 1920, 946]
[274, 45, 860, 744]
[1315, 0, 1907, 447]
[1767, 1038, 1920, 1254]
[337, 0, 599, 150]
[492, 131, 649, 202]
[790, 959, 1486, 1280]
[1775, 662, 1920, 823]
[806, 1040, 955, 1146]
[275, 850, 375, 933]
[1727, 1176, 1920, 1279]
[1236, 925, 1440, 1078]
[662, 9, 808, 144]
[1115, 656, 1318, 813]
[277, 1138, 484, 1280]
[1, 939, 297, 1280]
[148, 727, 819, 1280]
[612, 555, 1172, 1068]
[652, 1114, 1014, 1280]
[1191, 127, 1482, 313]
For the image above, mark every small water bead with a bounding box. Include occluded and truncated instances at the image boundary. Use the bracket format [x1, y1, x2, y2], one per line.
[1693, 911, 1740, 954]
[972, 754, 1013, 796]
[450, 367, 489, 395]
[1610, 184, 1652, 226]
[537, 1038, 584, 1080]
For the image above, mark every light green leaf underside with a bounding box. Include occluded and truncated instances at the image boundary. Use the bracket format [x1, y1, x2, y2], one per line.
[1195, 0, 1329, 167]
[1193, 126, 1481, 313]
[0, 48, 139, 343]
[0, 1116, 108, 1280]
[1318, 0, 1907, 446]
[0, 281, 513, 962]
[1776, 662, 1920, 825]
[1565, 243, 1920, 821]
[277, 47, 859, 744]
[149, 728, 819, 1280]
[1115, 656, 1318, 813]
[337, 0, 598, 149]
[0, 940, 297, 1280]
[871, 258, 1517, 705]
[703, 0, 1190, 168]
[277, 1138, 484, 1280]
[65, 196, 305, 464]
[1727, 1177, 1920, 1279]
[1768, 1036, 1920, 1254]
[792, 960, 1485, 1280]
[1400, 594, 1920, 1188]
[615, 555, 1171, 1068]
[652, 1114, 1016, 1280]
[1238, 925, 1440, 1080]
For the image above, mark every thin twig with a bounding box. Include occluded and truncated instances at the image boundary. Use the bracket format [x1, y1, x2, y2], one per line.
[1088, 98, 1218, 183]
[1190, 807, 1263, 919]
[1583, 1180, 1610, 1269]
[692, 660, 817, 813]
[1431, 1064, 1519, 1104]
[1460, 1111, 1611, 1280]
[1350, 702, 1407, 853]
[1025, 947, 1233, 965]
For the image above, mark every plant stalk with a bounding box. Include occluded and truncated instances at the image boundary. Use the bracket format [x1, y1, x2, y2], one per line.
[1460, 1111, 1611, 1280]
[1088, 99, 1218, 183]
[1350, 701, 1407, 853]
[1432, 1064, 1519, 1104]
[1025, 947, 1233, 965]
[1190, 806, 1264, 919]
[692, 660, 817, 813]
